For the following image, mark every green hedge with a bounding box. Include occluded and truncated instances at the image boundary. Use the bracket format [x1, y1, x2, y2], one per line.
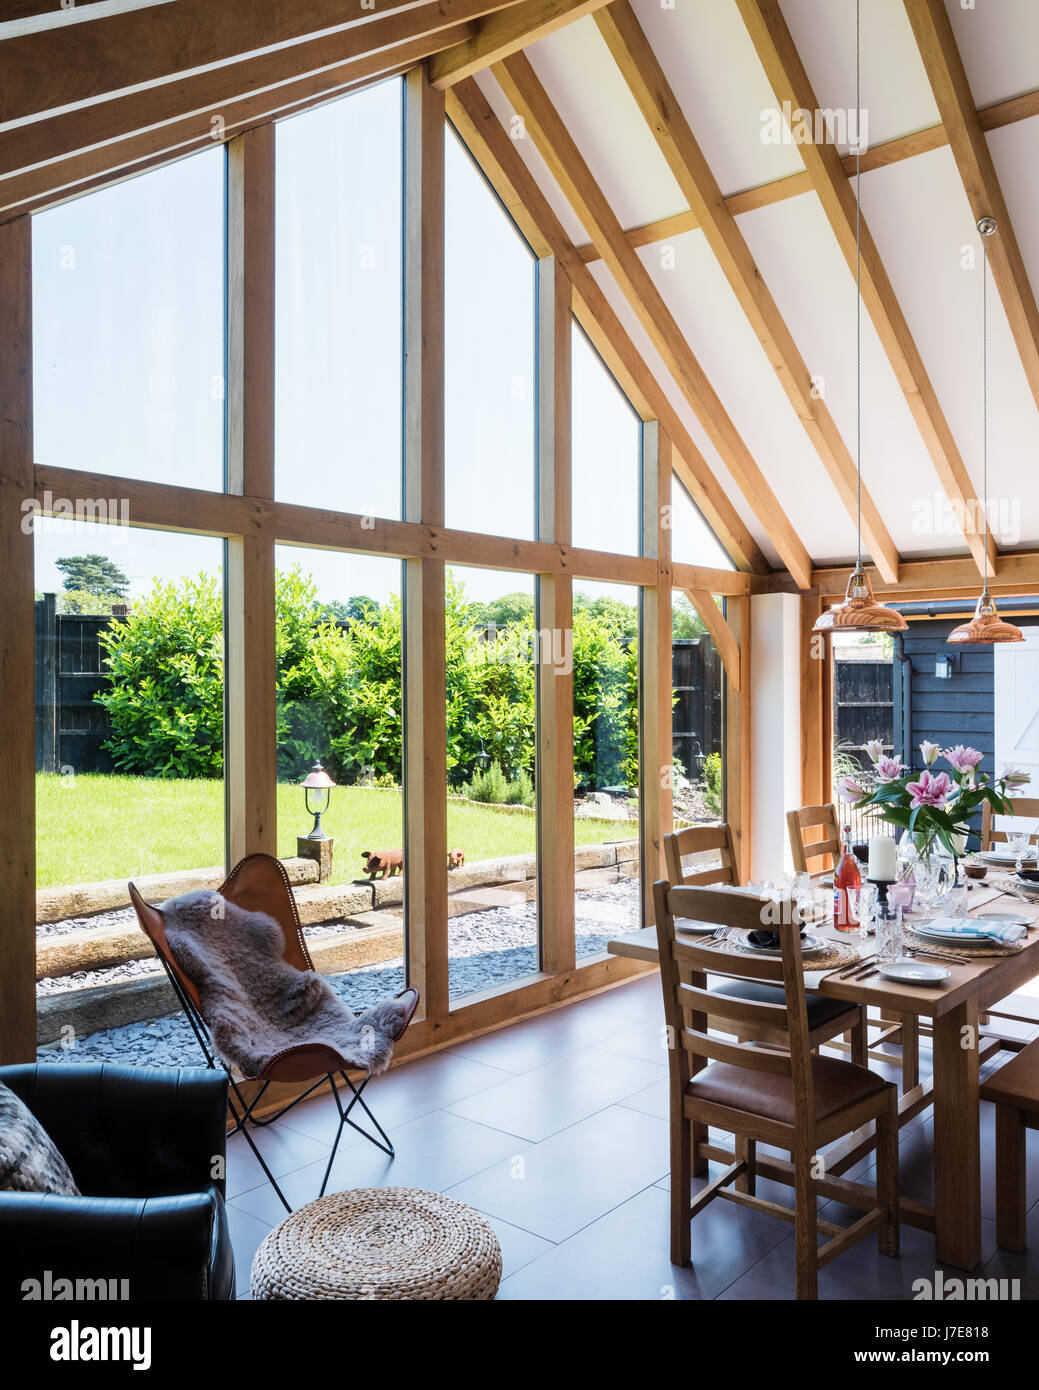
[96, 567, 639, 792]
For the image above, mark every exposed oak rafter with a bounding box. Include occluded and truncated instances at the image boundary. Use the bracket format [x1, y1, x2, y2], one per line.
[429, 0, 610, 88]
[492, 50, 814, 589]
[0, 0, 522, 124]
[574, 84, 1039, 264]
[597, 0, 900, 585]
[905, 0, 1039, 417]
[447, 77, 769, 575]
[735, 0, 996, 581]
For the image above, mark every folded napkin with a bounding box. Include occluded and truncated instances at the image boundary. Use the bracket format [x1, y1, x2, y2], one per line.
[922, 916, 1027, 944]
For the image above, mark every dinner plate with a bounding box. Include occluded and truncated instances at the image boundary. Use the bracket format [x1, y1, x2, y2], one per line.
[739, 931, 828, 957]
[979, 848, 1036, 865]
[676, 921, 724, 936]
[974, 913, 1031, 927]
[878, 960, 950, 984]
[914, 923, 992, 945]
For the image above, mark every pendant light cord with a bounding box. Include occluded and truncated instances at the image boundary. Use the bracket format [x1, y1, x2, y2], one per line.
[982, 226, 990, 598]
[855, 0, 863, 574]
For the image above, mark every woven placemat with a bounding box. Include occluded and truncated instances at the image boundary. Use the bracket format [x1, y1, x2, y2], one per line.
[710, 930, 860, 973]
[902, 925, 1026, 960]
[251, 1187, 502, 1301]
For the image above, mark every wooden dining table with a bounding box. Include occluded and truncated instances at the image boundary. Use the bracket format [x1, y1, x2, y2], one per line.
[607, 880, 1039, 1271]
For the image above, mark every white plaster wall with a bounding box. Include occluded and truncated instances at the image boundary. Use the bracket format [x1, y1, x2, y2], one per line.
[749, 593, 802, 881]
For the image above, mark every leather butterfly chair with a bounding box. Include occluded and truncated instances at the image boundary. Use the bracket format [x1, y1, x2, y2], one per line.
[129, 853, 419, 1213]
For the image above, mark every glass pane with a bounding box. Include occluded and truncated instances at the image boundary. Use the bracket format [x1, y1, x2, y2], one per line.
[671, 477, 735, 569]
[275, 80, 403, 519]
[444, 129, 536, 538]
[446, 567, 538, 1000]
[572, 323, 641, 555]
[671, 592, 726, 875]
[34, 520, 225, 1064]
[573, 579, 641, 952]
[276, 546, 405, 1007]
[32, 148, 226, 491]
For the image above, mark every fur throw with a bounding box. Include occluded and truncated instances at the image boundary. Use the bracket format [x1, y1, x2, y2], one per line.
[162, 889, 409, 1078]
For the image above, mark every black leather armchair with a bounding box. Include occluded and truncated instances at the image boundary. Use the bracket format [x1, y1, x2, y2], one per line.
[0, 1062, 235, 1301]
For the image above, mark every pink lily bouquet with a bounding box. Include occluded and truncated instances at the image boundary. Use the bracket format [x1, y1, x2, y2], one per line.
[837, 740, 1017, 859]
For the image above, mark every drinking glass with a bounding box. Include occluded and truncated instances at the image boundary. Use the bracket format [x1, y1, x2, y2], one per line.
[875, 907, 903, 964]
[856, 882, 879, 935]
[941, 879, 969, 919]
[1008, 829, 1032, 873]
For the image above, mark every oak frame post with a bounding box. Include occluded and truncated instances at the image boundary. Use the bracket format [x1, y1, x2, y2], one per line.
[0, 215, 35, 1062]
[641, 422, 672, 923]
[225, 124, 278, 864]
[403, 65, 448, 1023]
[536, 256, 576, 975]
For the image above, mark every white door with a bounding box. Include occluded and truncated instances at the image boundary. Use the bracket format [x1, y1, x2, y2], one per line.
[994, 627, 1039, 803]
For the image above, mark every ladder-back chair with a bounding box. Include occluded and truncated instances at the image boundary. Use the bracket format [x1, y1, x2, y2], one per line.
[654, 881, 899, 1299]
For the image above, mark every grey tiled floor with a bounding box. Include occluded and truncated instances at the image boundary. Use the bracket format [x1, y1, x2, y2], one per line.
[224, 973, 1039, 1300]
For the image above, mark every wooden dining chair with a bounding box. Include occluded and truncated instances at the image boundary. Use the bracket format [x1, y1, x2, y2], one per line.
[980, 797, 1039, 851]
[787, 803, 841, 877]
[787, 802, 920, 1092]
[654, 881, 899, 1300]
[662, 828, 867, 1064]
[663, 822, 740, 888]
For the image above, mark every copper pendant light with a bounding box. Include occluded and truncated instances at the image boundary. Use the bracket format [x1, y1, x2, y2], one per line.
[815, 1, 906, 637]
[948, 217, 1023, 646]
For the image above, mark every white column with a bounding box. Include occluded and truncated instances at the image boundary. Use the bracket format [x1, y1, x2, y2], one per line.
[750, 592, 802, 880]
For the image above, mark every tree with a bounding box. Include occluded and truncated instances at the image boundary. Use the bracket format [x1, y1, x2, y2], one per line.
[671, 594, 707, 640]
[55, 554, 129, 599]
[467, 592, 535, 627]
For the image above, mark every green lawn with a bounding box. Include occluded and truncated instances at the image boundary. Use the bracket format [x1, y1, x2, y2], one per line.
[35, 774, 635, 890]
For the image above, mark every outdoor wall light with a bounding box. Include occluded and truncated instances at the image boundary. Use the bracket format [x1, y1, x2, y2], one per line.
[935, 655, 954, 680]
[301, 761, 336, 840]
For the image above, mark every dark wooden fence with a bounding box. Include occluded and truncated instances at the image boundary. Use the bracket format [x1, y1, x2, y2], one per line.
[672, 636, 723, 777]
[35, 596, 123, 774]
[36, 601, 725, 782]
[834, 658, 893, 760]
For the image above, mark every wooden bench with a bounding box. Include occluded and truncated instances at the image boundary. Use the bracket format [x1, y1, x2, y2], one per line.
[980, 1039, 1039, 1251]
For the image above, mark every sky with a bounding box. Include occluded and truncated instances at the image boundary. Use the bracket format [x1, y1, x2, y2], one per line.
[30, 75, 730, 607]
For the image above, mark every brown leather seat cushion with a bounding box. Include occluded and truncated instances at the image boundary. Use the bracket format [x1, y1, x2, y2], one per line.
[687, 1054, 890, 1127]
[980, 1038, 1039, 1113]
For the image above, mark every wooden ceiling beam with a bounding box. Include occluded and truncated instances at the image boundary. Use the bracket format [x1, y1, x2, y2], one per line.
[905, 0, 1039, 417]
[446, 77, 770, 576]
[596, 0, 900, 585]
[492, 50, 813, 589]
[574, 85, 1039, 264]
[0, 34, 450, 221]
[0, 0, 521, 125]
[0, 0, 511, 188]
[429, 0, 610, 88]
[813, 550, 1039, 600]
[735, 0, 996, 582]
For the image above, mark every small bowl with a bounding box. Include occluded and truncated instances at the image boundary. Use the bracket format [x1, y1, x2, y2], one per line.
[964, 862, 988, 880]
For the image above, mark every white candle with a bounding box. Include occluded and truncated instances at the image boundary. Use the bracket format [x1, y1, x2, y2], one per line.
[868, 835, 896, 881]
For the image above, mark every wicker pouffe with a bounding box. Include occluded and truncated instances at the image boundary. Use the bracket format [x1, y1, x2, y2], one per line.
[250, 1187, 502, 1301]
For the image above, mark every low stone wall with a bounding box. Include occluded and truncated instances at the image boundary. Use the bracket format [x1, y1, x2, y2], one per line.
[36, 856, 321, 924]
[35, 837, 638, 1044]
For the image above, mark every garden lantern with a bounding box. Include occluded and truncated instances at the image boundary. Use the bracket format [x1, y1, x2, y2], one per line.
[476, 740, 491, 772]
[301, 762, 335, 840]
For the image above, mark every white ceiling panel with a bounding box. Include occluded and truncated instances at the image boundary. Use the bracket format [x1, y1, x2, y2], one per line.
[865, 144, 1039, 554]
[629, 0, 806, 195]
[524, 17, 685, 231]
[736, 186, 959, 561]
[585, 259, 785, 569]
[778, 0, 940, 151]
[636, 228, 860, 564]
[946, 0, 1039, 108]
[987, 116, 1039, 309]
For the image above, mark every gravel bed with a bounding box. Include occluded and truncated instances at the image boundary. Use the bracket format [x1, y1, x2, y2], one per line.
[35, 881, 640, 1067]
[37, 905, 138, 939]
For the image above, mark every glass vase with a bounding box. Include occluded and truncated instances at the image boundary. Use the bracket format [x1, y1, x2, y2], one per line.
[896, 829, 954, 912]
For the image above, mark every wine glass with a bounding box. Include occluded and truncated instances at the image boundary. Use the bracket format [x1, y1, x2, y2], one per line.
[1007, 828, 1032, 874]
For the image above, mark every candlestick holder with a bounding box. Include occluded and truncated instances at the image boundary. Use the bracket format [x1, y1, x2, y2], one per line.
[867, 877, 894, 912]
